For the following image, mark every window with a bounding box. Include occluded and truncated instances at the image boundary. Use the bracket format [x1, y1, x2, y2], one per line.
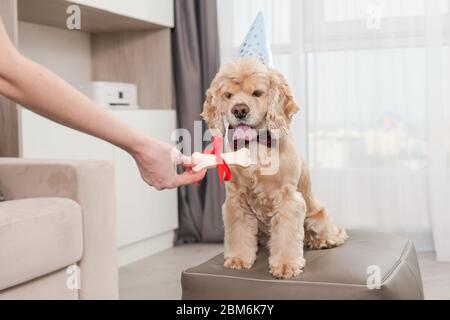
[307, 47, 429, 169]
[323, 0, 448, 21]
[304, 0, 450, 51]
[217, 0, 450, 169]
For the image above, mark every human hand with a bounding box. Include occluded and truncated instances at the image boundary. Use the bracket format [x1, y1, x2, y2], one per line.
[131, 137, 206, 190]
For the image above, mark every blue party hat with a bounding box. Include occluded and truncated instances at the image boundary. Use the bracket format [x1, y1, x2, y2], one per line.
[236, 12, 273, 67]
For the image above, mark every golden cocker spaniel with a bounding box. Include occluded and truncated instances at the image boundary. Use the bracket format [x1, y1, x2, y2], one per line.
[201, 58, 348, 279]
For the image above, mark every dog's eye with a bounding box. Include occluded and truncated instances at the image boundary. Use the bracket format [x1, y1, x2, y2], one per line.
[224, 92, 233, 99]
[252, 90, 264, 97]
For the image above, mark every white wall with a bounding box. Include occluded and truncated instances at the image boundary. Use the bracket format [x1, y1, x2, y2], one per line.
[18, 21, 91, 83]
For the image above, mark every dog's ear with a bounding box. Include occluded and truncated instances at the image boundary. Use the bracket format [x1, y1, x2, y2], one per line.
[201, 82, 225, 135]
[266, 68, 299, 134]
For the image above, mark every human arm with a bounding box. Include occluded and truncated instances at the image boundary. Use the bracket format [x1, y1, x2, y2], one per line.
[0, 18, 205, 189]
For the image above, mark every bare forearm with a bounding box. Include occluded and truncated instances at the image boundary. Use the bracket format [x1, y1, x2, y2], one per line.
[1, 52, 150, 154]
[0, 18, 147, 152]
[0, 18, 205, 188]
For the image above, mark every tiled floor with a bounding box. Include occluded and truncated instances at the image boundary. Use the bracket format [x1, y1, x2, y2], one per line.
[119, 244, 222, 300]
[119, 245, 450, 300]
[417, 252, 450, 300]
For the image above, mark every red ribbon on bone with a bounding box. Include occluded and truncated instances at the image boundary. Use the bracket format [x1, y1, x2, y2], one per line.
[204, 136, 232, 184]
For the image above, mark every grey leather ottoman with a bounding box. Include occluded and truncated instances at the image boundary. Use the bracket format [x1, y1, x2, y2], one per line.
[181, 230, 424, 300]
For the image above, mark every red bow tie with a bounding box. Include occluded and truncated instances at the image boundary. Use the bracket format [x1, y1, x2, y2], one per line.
[203, 136, 232, 184]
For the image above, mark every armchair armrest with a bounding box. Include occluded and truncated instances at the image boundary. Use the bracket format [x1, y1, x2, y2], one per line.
[0, 158, 118, 299]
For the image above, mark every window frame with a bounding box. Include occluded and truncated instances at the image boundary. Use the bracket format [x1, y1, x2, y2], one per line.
[303, 0, 450, 52]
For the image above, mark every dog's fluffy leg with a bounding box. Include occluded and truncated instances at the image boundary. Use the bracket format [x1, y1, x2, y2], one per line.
[298, 160, 348, 249]
[223, 199, 258, 270]
[268, 189, 306, 279]
[304, 205, 348, 249]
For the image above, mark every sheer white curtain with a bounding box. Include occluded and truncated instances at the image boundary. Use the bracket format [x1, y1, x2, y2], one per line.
[217, 0, 450, 260]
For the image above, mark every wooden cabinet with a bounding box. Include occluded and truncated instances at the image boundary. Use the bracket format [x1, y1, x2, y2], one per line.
[1, 0, 175, 157]
[71, 0, 174, 27]
[0, 0, 19, 157]
[0, 0, 178, 265]
[18, 0, 174, 31]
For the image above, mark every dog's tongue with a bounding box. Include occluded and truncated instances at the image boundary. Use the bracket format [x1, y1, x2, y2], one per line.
[232, 125, 255, 141]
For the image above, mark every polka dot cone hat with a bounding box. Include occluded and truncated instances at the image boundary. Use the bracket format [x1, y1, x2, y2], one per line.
[236, 12, 273, 67]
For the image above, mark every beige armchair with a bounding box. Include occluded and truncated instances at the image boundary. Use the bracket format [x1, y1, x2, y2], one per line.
[0, 159, 118, 299]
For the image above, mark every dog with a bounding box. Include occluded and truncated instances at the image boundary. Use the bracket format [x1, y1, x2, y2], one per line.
[201, 58, 348, 279]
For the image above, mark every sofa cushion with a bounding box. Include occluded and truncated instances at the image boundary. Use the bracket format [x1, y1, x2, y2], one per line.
[181, 230, 424, 300]
[0, 268, 79, 300]
[0, 198, 83, 290]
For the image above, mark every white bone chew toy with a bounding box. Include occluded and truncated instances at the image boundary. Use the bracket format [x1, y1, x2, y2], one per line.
[191, 148, 252, 172]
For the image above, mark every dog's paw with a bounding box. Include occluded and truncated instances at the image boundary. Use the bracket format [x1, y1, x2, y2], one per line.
[331, 227, 348, 247]
[306, 227, 348, 250]
[224, 257, 254, 270]
[269, 259, 305, 279]
[305, 238, 336, 249]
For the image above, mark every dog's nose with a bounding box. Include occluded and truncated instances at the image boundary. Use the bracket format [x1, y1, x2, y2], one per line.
[232, 104, 249, 119]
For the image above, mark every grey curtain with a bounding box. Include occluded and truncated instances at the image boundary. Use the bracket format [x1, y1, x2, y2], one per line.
[172, 0, 225, 243]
